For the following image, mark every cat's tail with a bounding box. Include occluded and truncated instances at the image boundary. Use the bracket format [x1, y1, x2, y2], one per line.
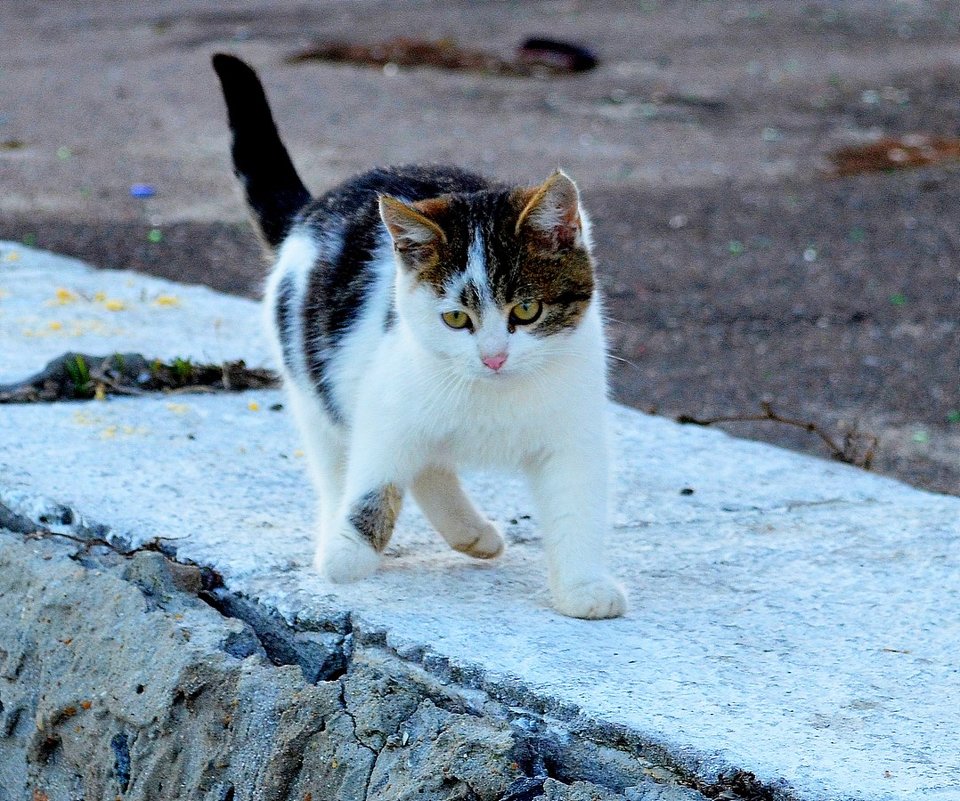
[212, 53, 312, 249]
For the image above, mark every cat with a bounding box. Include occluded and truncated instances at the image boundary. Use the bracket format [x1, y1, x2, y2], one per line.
[212, 53, 626, 619]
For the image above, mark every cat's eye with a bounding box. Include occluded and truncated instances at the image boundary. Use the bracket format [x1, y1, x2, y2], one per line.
[509, 299, 542, 325]
[441, 310, 472, 330]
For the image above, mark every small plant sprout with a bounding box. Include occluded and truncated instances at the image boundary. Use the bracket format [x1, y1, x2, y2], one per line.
[65, 354, 92, 398]
[172, 357, 194, 383]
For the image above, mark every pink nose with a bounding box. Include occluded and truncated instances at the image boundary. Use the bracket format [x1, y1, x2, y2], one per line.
[481, 353, 508, 372]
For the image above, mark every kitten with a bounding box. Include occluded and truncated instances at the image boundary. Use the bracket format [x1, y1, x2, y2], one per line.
[212, 54, 626, 619]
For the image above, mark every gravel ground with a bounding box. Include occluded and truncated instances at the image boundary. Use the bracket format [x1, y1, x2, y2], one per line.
[1, 0, 957, 494]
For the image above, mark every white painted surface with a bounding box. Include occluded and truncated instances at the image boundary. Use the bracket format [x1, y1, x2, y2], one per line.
[0, 241, 273, 383]
[1, 247, 958, 800]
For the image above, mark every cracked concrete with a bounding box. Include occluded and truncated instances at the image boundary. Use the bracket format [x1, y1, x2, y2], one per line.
[1, 245, 959, 800]
[0, 528, 699, 801]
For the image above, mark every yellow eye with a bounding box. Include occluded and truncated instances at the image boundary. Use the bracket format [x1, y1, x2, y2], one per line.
[441, 310, 471, 330]
[510, 299, 542, 324]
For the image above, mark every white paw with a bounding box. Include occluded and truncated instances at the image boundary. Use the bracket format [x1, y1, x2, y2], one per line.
[450, 521, 505, 560]
[551, 576, 627, 619]
[314, 531, 381, 583]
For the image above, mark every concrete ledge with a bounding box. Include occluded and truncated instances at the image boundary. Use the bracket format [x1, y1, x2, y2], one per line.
[2, 245, 958, 800]
[0, 529, 703, 801]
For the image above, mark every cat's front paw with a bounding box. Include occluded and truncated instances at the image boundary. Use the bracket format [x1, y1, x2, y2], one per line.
[314, 532, 381, 583]
[450, 521, 505, 560]
[551, 576, 627, 620]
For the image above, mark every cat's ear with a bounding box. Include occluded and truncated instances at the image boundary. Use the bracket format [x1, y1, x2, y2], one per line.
[379, 195, 447, 265]
[514, 170, 583, 250]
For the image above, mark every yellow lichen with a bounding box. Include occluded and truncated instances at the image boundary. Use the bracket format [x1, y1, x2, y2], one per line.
[50, 288, 78, 305]
[154, 294, 181, 307]
[72, 410, 101, 426]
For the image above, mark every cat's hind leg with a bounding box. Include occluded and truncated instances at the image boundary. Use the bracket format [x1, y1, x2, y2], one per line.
[412, 466, 505, 559]
[282, 385, 365, 579]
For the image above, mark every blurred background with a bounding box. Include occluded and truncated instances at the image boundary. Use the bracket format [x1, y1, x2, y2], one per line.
[1, 0, 957, 494]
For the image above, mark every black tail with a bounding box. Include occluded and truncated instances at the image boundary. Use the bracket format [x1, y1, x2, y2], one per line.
[212, 53, 311, 248]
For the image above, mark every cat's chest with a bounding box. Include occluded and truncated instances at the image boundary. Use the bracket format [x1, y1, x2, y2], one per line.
[434, 387, 553, 468]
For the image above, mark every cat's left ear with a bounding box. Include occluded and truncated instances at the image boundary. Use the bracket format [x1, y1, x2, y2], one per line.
[379, 195, 448, 264]
[514, 170, 584, 250]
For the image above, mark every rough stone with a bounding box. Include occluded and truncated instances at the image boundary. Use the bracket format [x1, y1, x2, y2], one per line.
[543, 779, 628, 801]
[1, 530, 689, 801]
[366, 699, 519, 800]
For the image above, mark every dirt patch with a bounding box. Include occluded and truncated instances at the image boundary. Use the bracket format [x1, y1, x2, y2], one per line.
[0, 218, 267, 298]
[831, 135, 960, 177]
[287, 36, 597, 76]
[0, 352, 278, 403]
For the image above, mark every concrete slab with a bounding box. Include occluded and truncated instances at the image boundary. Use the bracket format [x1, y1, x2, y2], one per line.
[2, 247, 958, 800]
[0, 241, 272, 383]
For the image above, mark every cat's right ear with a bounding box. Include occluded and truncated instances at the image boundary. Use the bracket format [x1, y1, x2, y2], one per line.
[379, 196, 447, 268]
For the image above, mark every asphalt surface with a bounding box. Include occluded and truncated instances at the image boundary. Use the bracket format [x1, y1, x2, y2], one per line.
[1, 0, 957, 494]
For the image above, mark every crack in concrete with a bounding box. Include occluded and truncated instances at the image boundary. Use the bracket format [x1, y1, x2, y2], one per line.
[0, 491, 746, 800]
[337, 681, 379, 758]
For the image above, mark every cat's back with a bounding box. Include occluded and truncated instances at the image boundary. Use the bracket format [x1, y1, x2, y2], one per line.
[288, 163, 499, 306]
[301, 164, 496, 228]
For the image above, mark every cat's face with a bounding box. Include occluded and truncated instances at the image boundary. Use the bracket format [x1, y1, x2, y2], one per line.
[381, 171, 595, 381]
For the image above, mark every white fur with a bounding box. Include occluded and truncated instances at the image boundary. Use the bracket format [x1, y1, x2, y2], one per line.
[266, 211, 626, 619]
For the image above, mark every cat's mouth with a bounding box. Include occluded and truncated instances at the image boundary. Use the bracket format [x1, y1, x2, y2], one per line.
[474, 364, 516, 381]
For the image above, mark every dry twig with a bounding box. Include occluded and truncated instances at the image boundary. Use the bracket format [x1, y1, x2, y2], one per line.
[677, 401, 877, 468]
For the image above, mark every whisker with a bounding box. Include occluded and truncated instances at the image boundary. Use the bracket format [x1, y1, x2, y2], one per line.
[606, 353, 638, 367]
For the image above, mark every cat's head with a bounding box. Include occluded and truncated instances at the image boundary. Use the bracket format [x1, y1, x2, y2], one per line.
[379, 171, 595, 380]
